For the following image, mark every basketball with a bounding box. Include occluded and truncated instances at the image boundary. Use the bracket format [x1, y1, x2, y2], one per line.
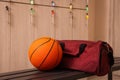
[28, 37, 63, 70]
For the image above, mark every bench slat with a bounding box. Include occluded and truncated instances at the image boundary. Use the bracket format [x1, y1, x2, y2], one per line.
[0, 57, 120, 80]
[112, 63, 120, 71]
[9, 70, 71, 80]
[0, 68, 37, 77]
[0, 70, 40, 80]
[32, 71, 93, 80]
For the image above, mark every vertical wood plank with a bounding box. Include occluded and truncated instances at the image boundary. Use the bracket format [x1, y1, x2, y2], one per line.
[94, 0, 109, 41]
[113, 0, 120, 57]
[73, 10, 88, 40]
[88, 0, 95, 40]
[55, 8, 73, 40]
[73, 0, 86, 9]
[10, 3, 33, 71]
[0, 2, 11, 73]
[34, 6, 51, 38]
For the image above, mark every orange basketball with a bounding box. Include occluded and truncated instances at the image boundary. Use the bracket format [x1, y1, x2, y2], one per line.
[28, 37, 63, 70]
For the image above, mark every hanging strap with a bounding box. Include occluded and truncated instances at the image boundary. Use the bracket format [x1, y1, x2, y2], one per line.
[50, 1, 56, 38]
[30, 0, 35, 27]
[85, 0, 89, 27]
[69, 0, 73, 39]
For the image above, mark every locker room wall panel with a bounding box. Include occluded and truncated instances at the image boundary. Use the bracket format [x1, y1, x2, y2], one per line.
[0, 2, 11, 73]
[54, 9, 87, 40]
[33, 5, 87, 40]
[111, 0, 120, 57]
[33, 6, 80, 40]
[54, 8, 73, 40]
[88, 0, 95, 40]
[10, 3, 34, 71]
[33, 6, 52, 39]
[73, 0, 86, 9]
[73, 10, 88, 40]
[0, 0, 88, 73]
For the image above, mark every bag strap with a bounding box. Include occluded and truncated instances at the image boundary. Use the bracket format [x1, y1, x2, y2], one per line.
[102, 42, 114, 66]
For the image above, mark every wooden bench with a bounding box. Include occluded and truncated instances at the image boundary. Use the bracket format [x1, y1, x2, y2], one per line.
[0, 57, 120, 80]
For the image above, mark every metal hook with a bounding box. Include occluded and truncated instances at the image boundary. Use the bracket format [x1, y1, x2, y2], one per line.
[30, 0, 34, 5]
[5, 6, 9, 11]
[30, 8, 35, 14]
[51, 1, 55, 7]
[69, 3, 73, 13]
[86, 5, 88, 12]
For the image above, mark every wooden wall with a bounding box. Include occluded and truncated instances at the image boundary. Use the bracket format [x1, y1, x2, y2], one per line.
[94, 0, 110, 41]
[0, 0, 88, 73]
[2, 1, 119, 80]
[108, 0, 120, 57]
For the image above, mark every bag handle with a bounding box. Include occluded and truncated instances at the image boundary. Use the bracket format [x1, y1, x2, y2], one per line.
[59, 42, 87, 57]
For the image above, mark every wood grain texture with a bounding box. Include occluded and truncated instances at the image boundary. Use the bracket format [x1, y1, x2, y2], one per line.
[94, 0, 110, 42]
[10, 3, 34, 71]
[73, 9, 87, 40]
[0, 2, 11, 73]
[54, 8, 73, 40]
[88, 0, 95, 40]
[34, 6, 52, 38]
[111, 0, 120, 57]
[0, 0, 87, 73]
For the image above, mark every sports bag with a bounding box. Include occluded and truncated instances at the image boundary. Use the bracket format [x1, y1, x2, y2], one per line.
[58, 40, 114, 76]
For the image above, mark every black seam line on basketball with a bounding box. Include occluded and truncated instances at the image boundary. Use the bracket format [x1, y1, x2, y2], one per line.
[30, 38, 51, 61]
[38, 40, 55, 68]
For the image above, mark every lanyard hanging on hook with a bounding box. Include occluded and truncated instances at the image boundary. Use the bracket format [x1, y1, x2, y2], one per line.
[69, 0, 73, 24]
[29, 0, 35, 27]
[85, 0, 89, 27]
[51, 1, 56, 38]
[69, 0, 73, 39]
[51, 1, 55, 24]
[29, 0, 35, 15]
[5, 6, 11, 26]
[30, 8, 35, 15]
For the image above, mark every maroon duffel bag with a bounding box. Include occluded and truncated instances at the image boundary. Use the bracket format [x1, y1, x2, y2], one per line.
[58, 40, 114, 76]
